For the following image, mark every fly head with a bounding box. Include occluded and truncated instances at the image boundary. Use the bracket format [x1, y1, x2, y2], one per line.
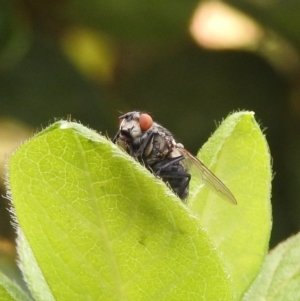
[114, 111, 153, 144]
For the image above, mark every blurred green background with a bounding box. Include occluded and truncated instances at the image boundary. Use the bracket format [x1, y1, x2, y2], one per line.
[1, 0, 300, 283]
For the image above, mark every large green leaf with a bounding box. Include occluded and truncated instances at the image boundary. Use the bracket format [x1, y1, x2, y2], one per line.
[8, 121, 232, 300]
[243, 232, 300, 301]
[188, 111, 272, 300]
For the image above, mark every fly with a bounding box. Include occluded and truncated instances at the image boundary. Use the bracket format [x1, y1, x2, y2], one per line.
[113, 111, 237, 204]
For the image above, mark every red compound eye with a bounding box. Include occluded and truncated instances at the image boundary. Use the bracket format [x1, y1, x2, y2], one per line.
[139, 113, 153, 131]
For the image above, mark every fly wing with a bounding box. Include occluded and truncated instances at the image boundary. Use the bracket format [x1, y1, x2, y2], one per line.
[177, 147, 237, 205]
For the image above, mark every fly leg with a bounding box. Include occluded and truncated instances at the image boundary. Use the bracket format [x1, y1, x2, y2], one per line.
[152, 156, 191, 201]
[134, 131, 155, 159]
[153, 156, 185, 174]
[114, 130, 154, 160]
[158, 170, 190, 201]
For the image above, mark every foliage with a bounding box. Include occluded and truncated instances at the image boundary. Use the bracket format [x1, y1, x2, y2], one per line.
[2, 111, 275, 300]
[2, 0, 300, 300]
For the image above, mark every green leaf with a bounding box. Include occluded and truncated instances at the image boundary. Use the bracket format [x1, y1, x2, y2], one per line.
[17, 229, 54, 301]
[243, 232, 300, 301]
[188, 111, 272, 300]
[0, 270, 32, 301]
[8, 121, 233, 300]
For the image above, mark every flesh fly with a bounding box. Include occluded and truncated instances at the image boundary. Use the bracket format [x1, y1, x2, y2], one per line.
[113, 111, 236, 204]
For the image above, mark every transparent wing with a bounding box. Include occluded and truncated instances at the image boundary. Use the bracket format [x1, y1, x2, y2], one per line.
[177, 147, 237, 205]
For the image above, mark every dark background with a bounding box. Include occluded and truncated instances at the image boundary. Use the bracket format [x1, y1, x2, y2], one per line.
[1, 0, 300, 282]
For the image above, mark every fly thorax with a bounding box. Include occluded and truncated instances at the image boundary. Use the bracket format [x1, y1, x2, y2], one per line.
[153, 134, 172, 158]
